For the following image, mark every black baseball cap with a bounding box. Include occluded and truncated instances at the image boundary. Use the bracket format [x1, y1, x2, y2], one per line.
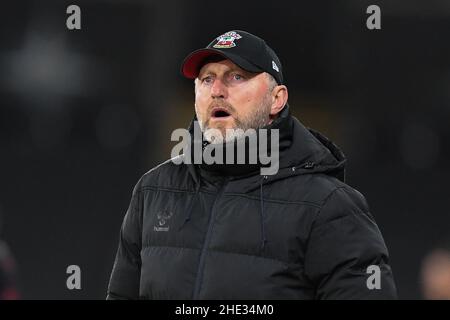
[181, 30, 284, 85]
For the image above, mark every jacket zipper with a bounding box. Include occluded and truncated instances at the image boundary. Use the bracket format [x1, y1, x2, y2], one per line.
[192, 178, 228, 300]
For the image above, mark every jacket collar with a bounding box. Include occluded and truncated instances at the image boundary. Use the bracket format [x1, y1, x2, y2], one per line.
[186, 104, 293, 178]
[185, 104, 347, 189]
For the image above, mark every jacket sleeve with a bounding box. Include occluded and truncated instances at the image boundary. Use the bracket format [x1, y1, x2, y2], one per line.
[106, 182, 143, 300]
[304, 187, 398, 299]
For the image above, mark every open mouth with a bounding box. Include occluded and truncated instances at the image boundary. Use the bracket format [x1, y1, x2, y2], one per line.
[211, 107, 231, 118]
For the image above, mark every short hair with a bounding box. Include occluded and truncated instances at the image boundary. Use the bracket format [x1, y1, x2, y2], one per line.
[266, 73, 278, 92]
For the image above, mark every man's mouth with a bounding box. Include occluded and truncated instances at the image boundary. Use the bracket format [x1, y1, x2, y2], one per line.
[211, 107, 232, 119]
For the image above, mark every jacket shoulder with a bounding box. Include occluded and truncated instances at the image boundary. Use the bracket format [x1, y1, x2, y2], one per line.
[314, 182, 371, 226]
[278, 173, 369, 211]
[134, 155, 193, 192]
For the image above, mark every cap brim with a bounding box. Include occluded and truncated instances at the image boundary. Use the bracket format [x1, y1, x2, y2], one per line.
[181, 48, 263, 79]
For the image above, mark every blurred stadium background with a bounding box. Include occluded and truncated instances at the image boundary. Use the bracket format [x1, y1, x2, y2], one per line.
[0, 0, 449, 299]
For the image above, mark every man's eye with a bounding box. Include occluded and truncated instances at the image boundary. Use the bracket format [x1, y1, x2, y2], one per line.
[202, 76, 213, 84]
[233, 74, 243, 81]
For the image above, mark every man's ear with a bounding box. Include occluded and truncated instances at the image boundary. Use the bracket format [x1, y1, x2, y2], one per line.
[270, 85, 288, 117]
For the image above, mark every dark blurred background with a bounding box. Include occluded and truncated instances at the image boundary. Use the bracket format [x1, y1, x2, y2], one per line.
[0, 0, 449, 299]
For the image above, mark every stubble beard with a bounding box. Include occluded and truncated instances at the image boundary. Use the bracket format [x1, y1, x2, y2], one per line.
[197, 93, 272, 144]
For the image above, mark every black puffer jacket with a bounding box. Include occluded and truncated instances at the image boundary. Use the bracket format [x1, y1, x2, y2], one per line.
[107, 105, 397, 300]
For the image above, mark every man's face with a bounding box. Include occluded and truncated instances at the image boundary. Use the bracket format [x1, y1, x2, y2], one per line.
[194, 59, 274, 143]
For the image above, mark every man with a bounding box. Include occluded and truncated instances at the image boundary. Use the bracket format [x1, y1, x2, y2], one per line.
[421, 237, 450, 299]
[0, 209, 20, 300]
[0, 240, 19, 300]
[107, 30, 397, 299]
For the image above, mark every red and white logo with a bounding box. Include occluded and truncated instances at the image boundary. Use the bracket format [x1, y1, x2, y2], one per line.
[213, 32, 242, 49]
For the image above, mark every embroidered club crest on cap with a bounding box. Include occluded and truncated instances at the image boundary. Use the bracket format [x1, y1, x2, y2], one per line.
[213, 31, 242, 49]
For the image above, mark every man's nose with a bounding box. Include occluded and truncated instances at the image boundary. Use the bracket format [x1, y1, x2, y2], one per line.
[210, 78, 228, 99]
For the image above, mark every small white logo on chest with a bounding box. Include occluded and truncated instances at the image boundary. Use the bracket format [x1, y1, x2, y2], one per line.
[153, 210, 173, 232]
